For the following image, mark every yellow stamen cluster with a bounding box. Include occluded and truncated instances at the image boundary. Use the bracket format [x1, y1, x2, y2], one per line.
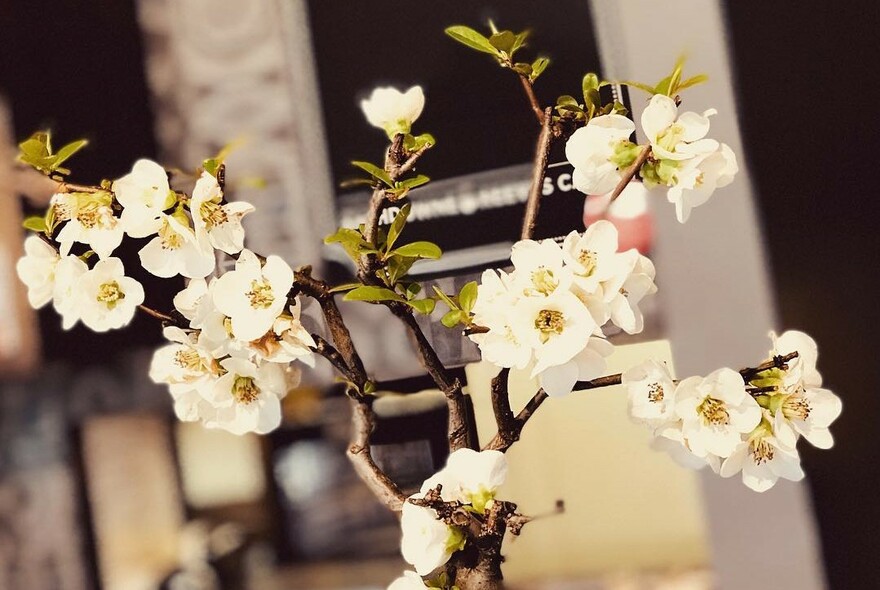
[174, 347, 203, 372]
[647, 382, 665, 403]
[749, 437, 775, 465]
[232, 376, 260, 405]
[159, 218, 184, 250]
[783, 395, 812, 421]
[534, 309, 565, 343]
[577, 249, 598, 276]
[96, 281, 125, 309]
[200, 200, 228, 229]
[698, 396, 730, 426]
[527, 267, 558, 296]
[246, 280, 275, 309]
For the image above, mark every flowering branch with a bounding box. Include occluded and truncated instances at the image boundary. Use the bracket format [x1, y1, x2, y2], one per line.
[518, 75, 546, 125]
[520, 107, 555, 240]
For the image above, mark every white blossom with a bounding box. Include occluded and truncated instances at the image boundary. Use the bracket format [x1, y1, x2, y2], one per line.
[211, 250, 293, 342]
[720, 429, 804, 492]
[674, 368, 761, 459]
[360, 85, 425, 138]
[511, 290, 597, 377]
[565, 114, 636, 195]
[651, 423, 719, 471]
[421, 448, 508, 510]
[191, 172, 254, 255]
[468, 269, 532, 370]
[139, 213, 215, 279]
[561, 222, 630, 295]
[768, 330, 842, 449]
[538, 336, 614, 397]
[400, 501, 462, 576]
[387, 572, 428, 590]
[509, 237, 573, 298]
[171, 388, 218, 424]
[248, 303, 317, 366]
[207, 357, 287, 435]
[623, 359, 678, 428]
[667, 142, 738, 223]
[113, 159, 173, 238]
[640, 94, 718, 161]
[52, 255, 89, 329]
[77, 258, 145, 332]
[604, 250, 657, 334]
[16, 235, 60, 308]
[149, 326, 218, 396]
[55, 192, 124, 260]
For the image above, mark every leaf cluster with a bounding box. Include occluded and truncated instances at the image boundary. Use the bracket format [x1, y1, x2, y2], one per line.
[620, 56, 708, 98]
[445, 24, 551, 83]
[344, 157, 431, 201]
[17, 131, 88, 176]
[433, 281, 478, 329]
[554, 73, 628, 123]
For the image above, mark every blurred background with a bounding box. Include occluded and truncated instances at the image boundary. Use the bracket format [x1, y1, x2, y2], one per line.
[0, 1, 877, 589]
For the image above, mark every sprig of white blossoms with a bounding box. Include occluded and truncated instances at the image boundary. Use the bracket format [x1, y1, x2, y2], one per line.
[468, 220, 656, 397]
[401, 449, 507, 576]
[148, 253, 315, 435]
[623, 330, 842, 492]
[565, 94, 738, 223]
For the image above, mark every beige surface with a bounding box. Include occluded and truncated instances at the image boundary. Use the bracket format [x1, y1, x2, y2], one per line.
[81, 415, 185, 590]
[467, 341, 711, 583]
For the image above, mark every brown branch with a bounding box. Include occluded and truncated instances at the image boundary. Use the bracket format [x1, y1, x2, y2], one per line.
[740, 351, 799, 381]
[387, 304, 473, 451]
[292, 266, 368, 388]
[136, 304, 182, 325]
[490, 368, 515, 439]
[518, 75, 545, 125]
[520, 107, 554, 240]
[484, 373, 623, 452]
[609, 145, 651, 203]
[348, 398, 406, 511]
[310, 334, 355, 382]
[394, 142, 432, 177]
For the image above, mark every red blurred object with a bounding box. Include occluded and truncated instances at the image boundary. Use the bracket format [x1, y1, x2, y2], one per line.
[582, 182, 654, 254]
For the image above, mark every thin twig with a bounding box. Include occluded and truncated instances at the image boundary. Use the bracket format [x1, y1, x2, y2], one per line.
[518, 75, 545, 125]
[310, 334, 355, 383]
[484, 373, 623, 452]
[609, 145, 651, 203]
[136, 304, 181, 325]
[520, 107, 554, 240]
[739, 351, 799, 381]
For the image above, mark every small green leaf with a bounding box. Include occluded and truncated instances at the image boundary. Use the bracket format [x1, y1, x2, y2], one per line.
[510, 30, 530, 56]
[392, 241, 442, 259]
[343, 286, 404, 303]
[445, 26, 501, 56]
[328, 282, 362, 293]
[363, 381, 376, 394]
[582, 73, 600, 100]
[458, 281, 478, 314]
[619, 80, 657, 95]
[488, 30, 517, 55]
[351, 161, 393, 186]
[53, 139, 88, 168]
[385, 255, 417, 285]
[441, 310, 466, 328]
[340, 177, 376, 189]
[432, 286, 459, 311]
[404, 282, 422, 299]
[557, 94, 580, 107]
[511, 62, 532, 76]
[386, 203, 411, 251]
[22, 216, 48, 233]
[398, 175, 430, 189]
[407, 298, 436, 315]
[678, 74, 709, 91]
[529, 57, 550, 81]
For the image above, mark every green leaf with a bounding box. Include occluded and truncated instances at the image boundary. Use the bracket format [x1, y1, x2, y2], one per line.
[445, 25, 501, 56]
[458, 281, 478, 313]
[386, 203, 411, 251]
[678, 74, 709, 91]
[557, 94, 580, 107]
[328, 282, 362, 293]
[432, 285, 459, 311]
[407, 298, 436, 315]
[488, 30, 517, 54]
[582, 73, 600, 101]
[363, 381, 376, 394]
[510, 30, 530, 56]
[619, 80, 657, 95]
[22, 216, 47, 233]
[404, 132, 436, 152]
[385, 255, 417, 285]
[324, 227, 371, 261]
[343, 286, 404, 304]
[442, 310, 465, 328]
[339, 177, 376, 189]
[529, 57, 550, 81]
[404, 282, 422, 299]
[511, 62, 532, 76]
[351, 161, 393, 186]
[398, 175, 430, 189]
[392, 241, 442, 259]
[53, 139, 88, 168]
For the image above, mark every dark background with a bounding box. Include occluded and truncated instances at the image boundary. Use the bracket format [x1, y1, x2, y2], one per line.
[1, 2, 878, 588]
